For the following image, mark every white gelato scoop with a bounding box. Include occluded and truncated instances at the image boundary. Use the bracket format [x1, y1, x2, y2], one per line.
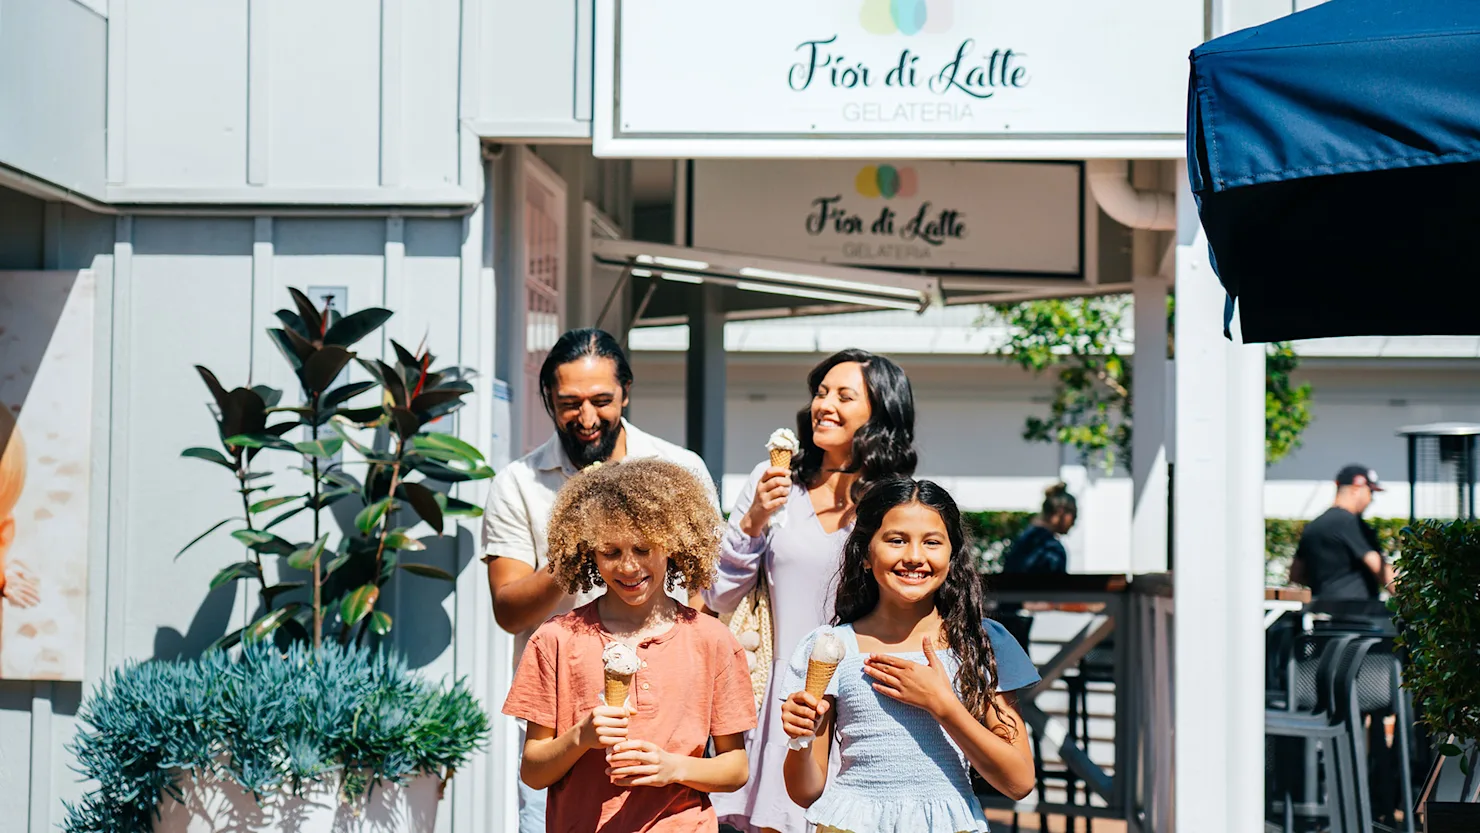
[602, 642, 641, 676]
[810, 630, 846, 664]
[766, 428, 800, 454]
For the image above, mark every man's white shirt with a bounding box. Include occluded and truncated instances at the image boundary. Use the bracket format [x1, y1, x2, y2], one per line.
[480, 418, 718, 662]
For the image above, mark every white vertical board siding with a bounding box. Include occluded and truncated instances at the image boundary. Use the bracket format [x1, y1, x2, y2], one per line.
[266, 2, 381, 189]
[400, 0, 464, 188]
[0, 0, 107, 198]
[120, 0, 250, 189]
[473, 0, 592, 138]
[110, 0, 466, 200]
[124, 218, 257, 660]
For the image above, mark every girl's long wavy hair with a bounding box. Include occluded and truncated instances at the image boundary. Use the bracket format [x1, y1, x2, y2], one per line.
[792, 349, 917, 502]
[833, 478, 1004, 726]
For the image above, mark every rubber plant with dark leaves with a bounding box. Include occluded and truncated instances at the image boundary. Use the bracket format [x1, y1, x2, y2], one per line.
[178, 288, 490, 650]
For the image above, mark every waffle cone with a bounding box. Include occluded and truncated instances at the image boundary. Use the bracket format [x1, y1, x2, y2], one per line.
[604, 672, 632, 708]
[803, 659, 839, 699]
[769, 449, 792, 469]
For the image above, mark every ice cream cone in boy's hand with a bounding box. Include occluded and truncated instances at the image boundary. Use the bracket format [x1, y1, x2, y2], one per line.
[767, 428, 799, 470]
[602, 642, 640, 708]
[789, 630, 846, 750]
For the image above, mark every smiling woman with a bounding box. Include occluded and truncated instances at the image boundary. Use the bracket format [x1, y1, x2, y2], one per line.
[702, 348, 918, 833]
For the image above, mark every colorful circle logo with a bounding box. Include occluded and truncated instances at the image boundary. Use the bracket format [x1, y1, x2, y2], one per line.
[860, 0, 954, 35]
[855, 165, 918, 200]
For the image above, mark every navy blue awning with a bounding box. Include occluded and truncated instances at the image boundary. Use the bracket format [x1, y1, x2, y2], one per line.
[1188, 0, 1480, 342]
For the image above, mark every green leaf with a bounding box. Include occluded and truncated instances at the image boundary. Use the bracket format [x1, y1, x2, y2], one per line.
[312, 486, 358, 510]
[399, 481, 444, 535]
[340, 584, 380, 627]
[440, 495, 484, 518]
[294, 437, 344, 459]
[410, 389, 466, 416]
[182, 447, 235, 469]
[248, 495, 300, 514]
[262, 581, 306, 603]
[225, 433, 296, 451]
[410, 457, 496, 483]
[322, 308, 393, 348]
[268, 329, 308, 371]
[209, 628, 245, 652]
[336, 406, 386, 425]
[323, 380, 378, 410]
[286, 534, 330, 571]
[367, 359, 409, 409]
[245, 603, 301, 643]
[323, 470, 361, 490]
[384, 531, 426, 552]
[414, 433, 486, 464]
[263, 505, 307, 530]
[390, 408, 419, 440]
[355, 498, 392, 535]
[288, 288, 324, 337]
[1440, 743, 1464, 757]
[332, 419, 377, 454]
[368, 610, 393, 635]
[302, 346, 355, 394]
[1463, 755, 1473, 777]
[400, 563, 454, 581]
[209, 561, 262, 590]
[252, 385, 284, 409]
[230, 529, 296, 555]
[196, 366, 231, 414]
[176, 517, 241, 558]
[324, 549, 353, 575]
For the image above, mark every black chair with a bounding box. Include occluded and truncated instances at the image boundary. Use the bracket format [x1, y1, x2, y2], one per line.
[1266, 635, 1378, 833]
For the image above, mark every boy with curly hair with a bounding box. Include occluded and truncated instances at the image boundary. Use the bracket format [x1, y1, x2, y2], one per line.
[502, 458, 757, 832]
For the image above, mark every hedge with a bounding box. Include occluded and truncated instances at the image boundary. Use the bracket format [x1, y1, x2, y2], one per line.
[962, 511, 1408, 581]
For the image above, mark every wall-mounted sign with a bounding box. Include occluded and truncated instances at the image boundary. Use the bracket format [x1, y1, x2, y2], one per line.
[595, 0, 1200, 158]
[691, 160, 1084, 277]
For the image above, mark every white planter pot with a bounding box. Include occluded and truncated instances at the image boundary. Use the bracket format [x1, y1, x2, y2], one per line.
[152, 771, 445, 833]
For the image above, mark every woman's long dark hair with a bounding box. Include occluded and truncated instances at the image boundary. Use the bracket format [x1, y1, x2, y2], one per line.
[793, 349, 917, 502]
[833, 478, 1003, 726]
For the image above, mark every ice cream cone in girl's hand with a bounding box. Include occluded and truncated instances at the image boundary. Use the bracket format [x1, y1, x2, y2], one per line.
[602, 642, 640, 708]
[788, 629, 846, 750]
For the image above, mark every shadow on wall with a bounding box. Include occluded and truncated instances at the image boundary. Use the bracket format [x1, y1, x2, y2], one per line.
[153, 493, 478, 671]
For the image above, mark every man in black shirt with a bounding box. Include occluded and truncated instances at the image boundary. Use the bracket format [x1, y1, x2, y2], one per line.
[1290, 464, 1395, 599]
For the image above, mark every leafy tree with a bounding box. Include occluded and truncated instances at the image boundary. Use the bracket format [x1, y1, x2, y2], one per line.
[994, 295, 1312, 471]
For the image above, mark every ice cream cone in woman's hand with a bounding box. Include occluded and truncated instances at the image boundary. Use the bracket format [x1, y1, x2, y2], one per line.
[767, 428, 799, 470]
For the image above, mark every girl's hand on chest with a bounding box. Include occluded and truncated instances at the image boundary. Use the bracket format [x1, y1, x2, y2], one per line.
[862, 635, 958, 719]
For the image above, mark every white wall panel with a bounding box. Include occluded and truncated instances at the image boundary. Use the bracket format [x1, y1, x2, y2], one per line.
[400, 0, 463, 188]
[124, 218, 255, 660]
[110, 0, 466, 201]
[0, 0, 106, 197]
[266, 1, 381, 189]
[473, 0, 592, 138]
[121, 0, 249, 188]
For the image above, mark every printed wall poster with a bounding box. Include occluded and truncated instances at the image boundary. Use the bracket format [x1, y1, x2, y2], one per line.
[0, 270, 95, 681]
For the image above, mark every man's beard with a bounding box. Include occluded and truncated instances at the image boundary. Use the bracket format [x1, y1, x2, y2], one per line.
[559, 419, 621, 469]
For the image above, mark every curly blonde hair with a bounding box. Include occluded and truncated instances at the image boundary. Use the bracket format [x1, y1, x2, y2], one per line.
[546, 458, 721, 595]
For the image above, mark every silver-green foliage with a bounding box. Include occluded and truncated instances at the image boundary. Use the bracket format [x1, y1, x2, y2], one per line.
[62, 641, 489, 833]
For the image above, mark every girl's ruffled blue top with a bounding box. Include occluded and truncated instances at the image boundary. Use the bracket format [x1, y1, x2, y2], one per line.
[780, 619, 1040, 833]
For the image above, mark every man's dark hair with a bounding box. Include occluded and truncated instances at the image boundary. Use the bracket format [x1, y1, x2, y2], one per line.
[538, 328, 634, 417]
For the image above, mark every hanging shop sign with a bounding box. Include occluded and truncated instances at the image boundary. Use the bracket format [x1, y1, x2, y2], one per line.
[691, 160, 1084, 277]
[594, 0, 1200, 158]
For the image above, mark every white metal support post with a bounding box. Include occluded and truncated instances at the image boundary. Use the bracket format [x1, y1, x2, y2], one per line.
[1172, 169, 1267, 832]
[1132, 273, 1170, 574]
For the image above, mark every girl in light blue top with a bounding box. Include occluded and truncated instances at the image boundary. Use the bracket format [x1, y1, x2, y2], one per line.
[780, 478, 1039, 833]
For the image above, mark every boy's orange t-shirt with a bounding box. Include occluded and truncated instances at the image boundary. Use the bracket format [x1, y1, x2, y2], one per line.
[502, 602, 758, 833]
